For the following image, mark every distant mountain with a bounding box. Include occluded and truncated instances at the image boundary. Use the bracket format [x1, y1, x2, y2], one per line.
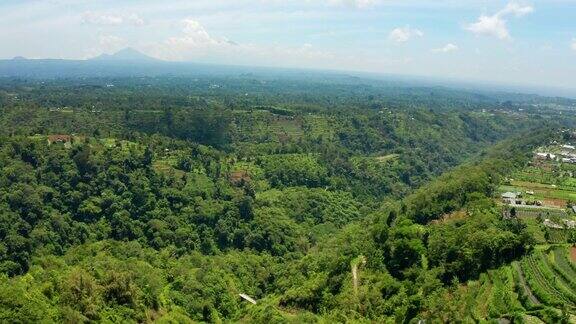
[0, 50, 574, 98]
[90, 48, 160, 62]
[0, 51, 264, 79]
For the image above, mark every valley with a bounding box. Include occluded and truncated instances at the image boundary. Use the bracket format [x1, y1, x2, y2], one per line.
[0, 76, 575, 322]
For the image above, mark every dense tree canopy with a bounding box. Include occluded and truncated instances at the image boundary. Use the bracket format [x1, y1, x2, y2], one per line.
[0, 76, 573, 322]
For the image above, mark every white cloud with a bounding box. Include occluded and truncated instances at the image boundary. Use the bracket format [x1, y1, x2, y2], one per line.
[500, 2, 534, 17]
[178, 19, 220, 46]
[81, 11, 144, 26]
[466, 15, 510, 40]
[466, 2, 533, 40]
[99, 35, 126, 52]
[388, 26, 423, 43]
[150, 18, 335, 66]
[572, 39, 576, 52]
[160, 19, 226, 59]
[433, 43, 458, 53]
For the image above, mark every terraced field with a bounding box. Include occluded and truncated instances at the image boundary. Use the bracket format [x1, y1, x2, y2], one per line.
[500, 151, 576, 213]
[494, 150, 576, 320]
[443, 259, 576, 322]
[484, 268, 525, 318]
[514, 207, 568, 219]
[445, 266, 526, 321]
[519, 247, 576, 312]
[441, 247, 576, 322]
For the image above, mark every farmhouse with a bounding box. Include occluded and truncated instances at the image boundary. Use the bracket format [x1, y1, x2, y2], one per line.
[47, 135, 72, 147]
[229, 170, 251, 186]
[501, 192, 521, 204]
[535, 152, 556, 160]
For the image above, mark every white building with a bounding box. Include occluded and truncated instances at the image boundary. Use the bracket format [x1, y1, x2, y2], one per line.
[536, 152, 556, 160]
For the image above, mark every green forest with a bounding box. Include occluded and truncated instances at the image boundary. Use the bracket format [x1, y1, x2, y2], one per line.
[0, 76, 576, 323]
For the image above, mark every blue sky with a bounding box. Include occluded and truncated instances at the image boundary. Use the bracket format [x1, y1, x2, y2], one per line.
[1, 0, 575, 90]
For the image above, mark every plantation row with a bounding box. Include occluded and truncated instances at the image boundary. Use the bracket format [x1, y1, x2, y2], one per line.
[545, 229, 572, 244]
[515, 208, 567, 219]
[520, 247, 576, 311]
[442, 266, 526, 321]
[444, 259, 573, 322]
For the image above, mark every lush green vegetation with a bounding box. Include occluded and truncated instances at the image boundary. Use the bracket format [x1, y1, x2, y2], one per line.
[0, 75, 575, 322]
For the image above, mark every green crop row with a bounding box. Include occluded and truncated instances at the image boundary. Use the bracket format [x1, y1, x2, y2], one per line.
[486, 267, 524, 318]
[512, 262, 540, 310]
[534, 251, 576, 305]
[548, 248, 576, 294]
[522, 256, 570, 307]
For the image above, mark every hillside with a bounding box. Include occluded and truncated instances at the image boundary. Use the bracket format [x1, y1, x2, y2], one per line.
[0, 76, 575, 322]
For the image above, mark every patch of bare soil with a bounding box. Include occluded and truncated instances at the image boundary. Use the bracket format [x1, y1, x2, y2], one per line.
[542, 198, 566, 208]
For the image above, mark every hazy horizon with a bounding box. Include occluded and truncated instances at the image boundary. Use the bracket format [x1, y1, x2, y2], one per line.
[1, 0, 575, 93]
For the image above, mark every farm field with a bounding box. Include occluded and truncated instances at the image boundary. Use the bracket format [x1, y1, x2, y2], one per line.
[500, 181, 576, 210]
[499, 164, 576, 245]
[519, 217, 573, 244]
[499, 146, 576, 218]
[488, 145, 576, 320]
[518, 246, 576, 315]
[512, 180, 576, 203]
[233, 109, 304, 142]
[431, 248, 576, 322]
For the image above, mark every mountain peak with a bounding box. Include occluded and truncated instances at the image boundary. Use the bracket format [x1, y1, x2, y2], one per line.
[90, 48, 159, 62]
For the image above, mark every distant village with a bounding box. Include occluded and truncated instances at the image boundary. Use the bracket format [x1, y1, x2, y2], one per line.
[535, 143, 576, 164]
[501, 188, 576, 230]
[499, 133, 576, 230]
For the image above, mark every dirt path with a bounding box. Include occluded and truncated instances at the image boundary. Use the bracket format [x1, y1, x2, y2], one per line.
[514, 263, 540, 306]
[570, 246, 576, 262]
